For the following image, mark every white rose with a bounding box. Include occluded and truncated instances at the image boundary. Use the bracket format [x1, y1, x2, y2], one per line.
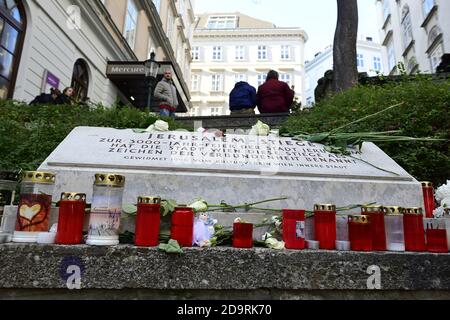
[189, 199, 208, 213]
[436, 180, 450, 202]
[146, 120, 169, 132]
[154, 120, 169, 131]
[265, 238, 285, 250]
[249, 121, 270, 136]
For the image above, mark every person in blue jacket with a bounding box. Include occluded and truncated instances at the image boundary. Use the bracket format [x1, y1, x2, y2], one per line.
[229, 81, 257, 115]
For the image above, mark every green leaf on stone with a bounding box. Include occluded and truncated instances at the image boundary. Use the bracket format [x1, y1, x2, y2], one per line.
[305, 133, 330, 143]
[161, 199, 178, 216]
[158, 239, 184, 254]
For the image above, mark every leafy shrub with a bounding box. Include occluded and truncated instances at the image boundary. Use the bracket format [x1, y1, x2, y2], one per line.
[0, 101, 189, 171]
[282, 77, 450, 186]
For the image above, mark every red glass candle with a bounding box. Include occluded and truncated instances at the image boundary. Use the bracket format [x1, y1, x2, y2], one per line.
[348, 215, 372, 251]
[56, 193, 86, 245]
[171, 206, 194, 247]
[403, 208, 426, 252]
[421, 182, 435, 218]
[314, 204, 336, 250]
[282, 209, 305, 250]
[233, 222, 253, 248]
[362, 206, 387, 251]
[426, 220, 448, 253]
[135, 196, 161, 247]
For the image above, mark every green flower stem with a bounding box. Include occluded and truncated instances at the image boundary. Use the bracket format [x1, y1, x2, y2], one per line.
[330, 102, 405, 134]
[348, 155, 400, 176]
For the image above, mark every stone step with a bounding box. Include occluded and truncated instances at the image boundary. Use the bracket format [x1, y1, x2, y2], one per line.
[0, 244, 448, 300]
[175, 112, 290, 130]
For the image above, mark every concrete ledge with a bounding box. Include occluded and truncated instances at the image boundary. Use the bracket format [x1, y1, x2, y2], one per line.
[175, 113, 290, 130]
[0, 244, 449, 299]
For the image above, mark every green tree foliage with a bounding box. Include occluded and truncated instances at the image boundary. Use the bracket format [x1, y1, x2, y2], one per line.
[0, 101, 187, 171]
[282, 78, 450, 186]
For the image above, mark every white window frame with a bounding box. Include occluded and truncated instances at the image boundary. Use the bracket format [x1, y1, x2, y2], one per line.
[179, 0, 185, 16]
[258, 45, 268, 61]
[383, 0, 390, 21]
[387, 40, 396, 71]
[211, 74, 223, 92]
[191, 74, 200, 92]
[206, 15, 237, 29]
[212, 46, 223, 61]
[280, 73, 292, 87]
[281, 45, 291, 60]
[167, 11, 174, 42]
[257, 73, 266, 87]
[401, 6, 413, 49]
[191, 47, 200, 61]
[124, 0, 138, 49]
[357, 54, 365, 68]
[235, 46, 245, 61]
[429, 44, 443, 71]
[422, 0, 435, 18]
[152, 0, 161, 13]
[209, 106, 222, 116]
[235, 73, 247, 83]
[373, 56, 382, 71]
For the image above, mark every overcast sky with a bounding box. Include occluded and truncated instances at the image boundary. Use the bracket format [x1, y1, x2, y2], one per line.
[194, 0, 380, 61]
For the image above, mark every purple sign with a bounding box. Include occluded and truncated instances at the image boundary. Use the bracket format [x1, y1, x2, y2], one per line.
[41, 70, 60, 93]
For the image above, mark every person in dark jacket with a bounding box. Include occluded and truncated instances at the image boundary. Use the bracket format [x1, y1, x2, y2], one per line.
[229, 81, 257, 115]
[29, 88, 61, 105]
[256, 70, 295, 114]
[55, 87, 74, 105]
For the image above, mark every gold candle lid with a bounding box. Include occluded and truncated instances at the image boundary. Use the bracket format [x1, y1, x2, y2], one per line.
[94, 173, 125, 187]
[361, 205, 386, 214]
[385, 206, 404, 215]
[314, 204, 336, 212]
[138, 196, 161, 204]
[175, 205, 192, 210]
[60, 193, 87, 202]
[22, 171, 56, 184]
[421, 181, 433, 188]
[348, 215, 370, 224]
[403, 207, 423, 215]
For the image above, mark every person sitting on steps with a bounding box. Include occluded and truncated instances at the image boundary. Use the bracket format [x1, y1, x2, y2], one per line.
[256, 70, 295, 114]
[229, 81, 257, 115]
[29, 88, 61, 105]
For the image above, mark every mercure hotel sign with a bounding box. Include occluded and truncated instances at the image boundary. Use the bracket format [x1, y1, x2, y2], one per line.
[106, 64, 145, 75]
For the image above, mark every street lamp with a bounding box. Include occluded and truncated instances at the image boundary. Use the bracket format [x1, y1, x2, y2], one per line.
[144, 52, 160, 113]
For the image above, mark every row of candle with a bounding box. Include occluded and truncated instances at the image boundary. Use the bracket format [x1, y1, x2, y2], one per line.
[8, 171, 448, 253]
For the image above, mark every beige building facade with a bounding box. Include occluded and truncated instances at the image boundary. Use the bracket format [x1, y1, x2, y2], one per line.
[189, 13, 308, 116]
[3, 0, 194, 111]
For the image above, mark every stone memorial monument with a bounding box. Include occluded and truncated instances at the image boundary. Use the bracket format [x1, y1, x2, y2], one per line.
[38, 127, 423, 210]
